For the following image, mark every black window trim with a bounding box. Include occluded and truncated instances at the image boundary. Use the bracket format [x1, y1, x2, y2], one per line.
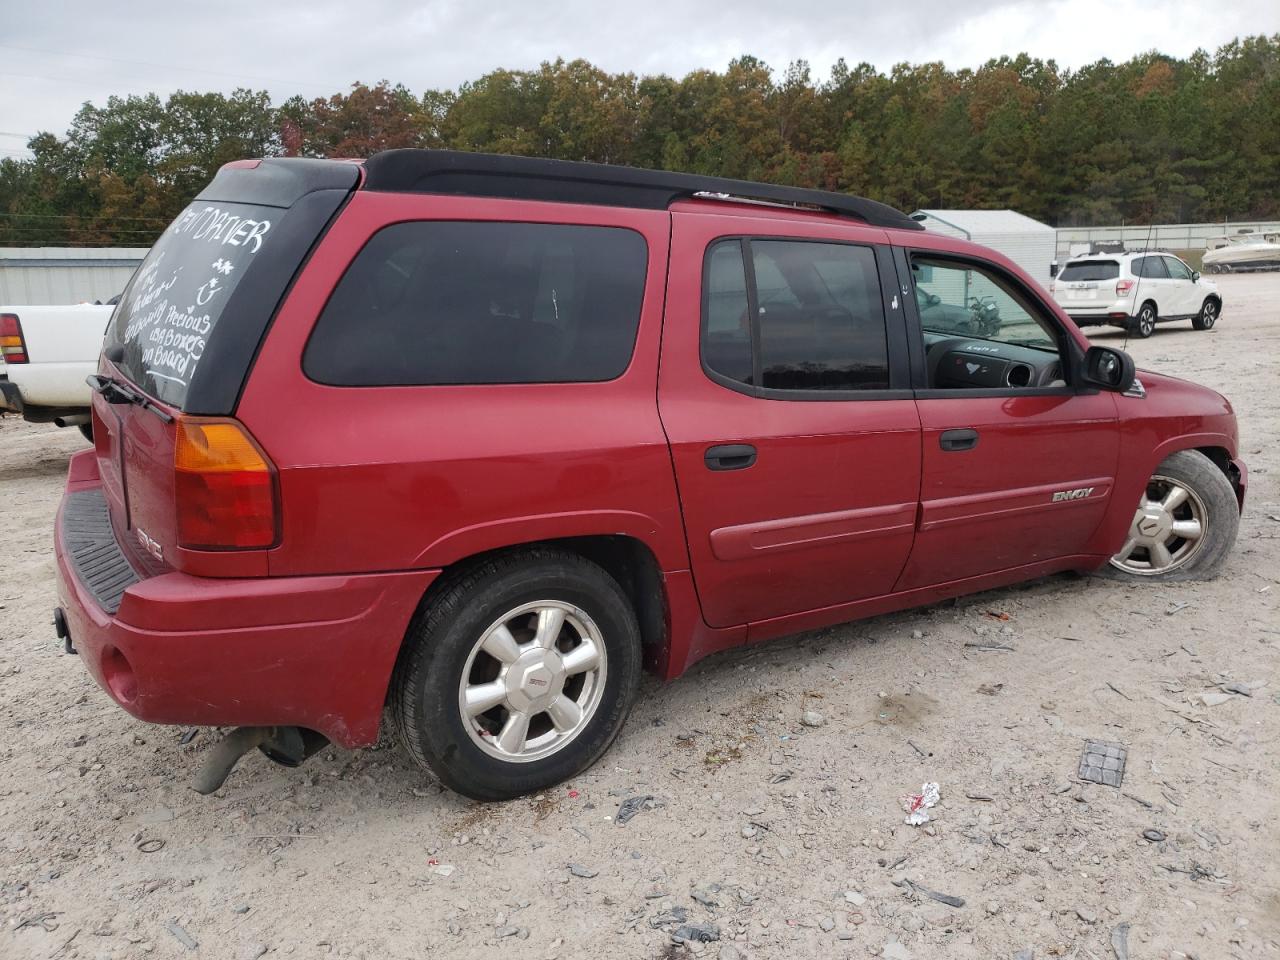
[896, 247, 1089, 400]
[300, 218, 651, 389]
[698, 234, 913, 402]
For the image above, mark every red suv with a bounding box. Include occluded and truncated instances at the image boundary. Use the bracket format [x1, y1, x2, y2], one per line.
[54, 151, 1246, 800]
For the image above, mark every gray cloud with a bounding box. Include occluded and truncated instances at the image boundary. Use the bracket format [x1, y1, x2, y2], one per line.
[2, 0, 1277, 154]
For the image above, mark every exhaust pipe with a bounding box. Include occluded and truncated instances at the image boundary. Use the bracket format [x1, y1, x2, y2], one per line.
[54, 414, 90, 428]
[191, 725, 331, 795]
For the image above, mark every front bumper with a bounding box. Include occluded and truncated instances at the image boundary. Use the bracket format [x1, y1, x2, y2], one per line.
[54, 451, 437, 747]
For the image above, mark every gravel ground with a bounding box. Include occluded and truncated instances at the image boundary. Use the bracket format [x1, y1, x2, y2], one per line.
[1, 273, 1277, 960]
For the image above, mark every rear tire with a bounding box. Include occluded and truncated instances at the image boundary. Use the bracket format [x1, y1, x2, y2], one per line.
[77, 422, 93, 443]
[390, 549, 642, 801]
[1132, 302, 1157, 338]
[1099, 450, 1238, 581]
[1192, 298, 1219, 330]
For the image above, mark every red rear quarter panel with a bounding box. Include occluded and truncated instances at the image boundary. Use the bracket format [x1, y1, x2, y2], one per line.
[237, 192, 690, 578]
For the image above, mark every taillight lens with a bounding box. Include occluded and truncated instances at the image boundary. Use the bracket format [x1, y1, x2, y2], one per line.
[0, 313, 27, 363]
[1116, 279, 1135, 298]
[174, 417, 278, 550]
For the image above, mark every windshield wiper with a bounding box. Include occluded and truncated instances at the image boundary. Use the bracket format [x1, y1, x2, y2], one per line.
[86, 374, 174, 423]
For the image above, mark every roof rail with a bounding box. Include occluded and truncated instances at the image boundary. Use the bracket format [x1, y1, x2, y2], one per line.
[361, 149, 924, 231]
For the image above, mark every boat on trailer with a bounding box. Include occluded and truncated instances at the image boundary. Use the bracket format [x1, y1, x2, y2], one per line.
[1201, 232, 1280, 273]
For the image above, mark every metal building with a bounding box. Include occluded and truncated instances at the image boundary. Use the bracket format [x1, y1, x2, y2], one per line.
[0, 247, 148, 305]
[910, 210, 1057, 288]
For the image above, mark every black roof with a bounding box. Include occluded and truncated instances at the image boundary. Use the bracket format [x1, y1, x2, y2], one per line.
[361, 149, 923, 231]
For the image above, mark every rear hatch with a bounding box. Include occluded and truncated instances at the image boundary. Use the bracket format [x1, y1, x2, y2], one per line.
[93, 158, 359, 574]
[1055, 259, 1120, 310]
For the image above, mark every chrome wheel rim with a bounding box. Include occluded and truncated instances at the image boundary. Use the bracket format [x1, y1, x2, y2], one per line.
[1138, 308, 1155, 336]
[458, 600, 606, 763]
[1109, 474, 1208, 575]
[1202, 302, 1217, 327]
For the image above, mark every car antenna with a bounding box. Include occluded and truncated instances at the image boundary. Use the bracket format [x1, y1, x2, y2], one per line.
[1122, 220, 1157, 352]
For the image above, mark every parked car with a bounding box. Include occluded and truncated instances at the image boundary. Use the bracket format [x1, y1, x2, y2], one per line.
[1050, 251, 1221, 338]
[0, 302, 114, 439]
[54, 152, 1247, 800]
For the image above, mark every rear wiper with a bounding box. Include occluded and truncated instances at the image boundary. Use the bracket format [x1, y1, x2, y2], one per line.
[86, 374, 174, 423]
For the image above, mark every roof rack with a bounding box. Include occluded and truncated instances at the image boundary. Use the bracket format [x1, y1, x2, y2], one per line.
[361, 149, 924, 231]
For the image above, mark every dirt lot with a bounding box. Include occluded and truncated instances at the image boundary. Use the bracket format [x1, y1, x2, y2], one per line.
[2, 273, 1278, 960]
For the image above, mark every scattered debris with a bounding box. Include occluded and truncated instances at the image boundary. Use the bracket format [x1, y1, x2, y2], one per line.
[1078, 740, 1127, 788]
[136, 838, 165, 853]
[964, 642, 1015, 652]
[15, 911, 60, 932]
[907, 739, 930, 758]
[1142, 829, 1167, 842]
[1220, 681, 1254, 697]
[615, 794, 661, 824]
[1199, 692, 1233, 707]
[900, 782, 941, 825]
[1106, 681, 1133, 701]
[985, 610, 1011, 621]
[567, 863, 598, 879]
[964, 793, 993, 802]
[165, 921, 198, 951]
[895, 877, 964, 908]
[649, 907, 688, 930]
[1166, 600, 1191, 616]
[977, 683, 1004, 696]
[1111, 922, 1131, 960]
[672, 922, 720, 943]
[801, 710, 826, 727]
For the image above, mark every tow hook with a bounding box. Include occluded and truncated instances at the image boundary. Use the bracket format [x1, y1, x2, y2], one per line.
[192, 725, 330, 795]
[53, 608, 75, 655]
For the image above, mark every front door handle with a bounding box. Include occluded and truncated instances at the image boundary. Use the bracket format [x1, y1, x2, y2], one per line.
[705, 443, 757, 471]
[939, 428, 979, 452]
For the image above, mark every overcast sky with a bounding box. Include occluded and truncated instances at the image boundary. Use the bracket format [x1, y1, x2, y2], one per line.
[3, 0, 1278, 157]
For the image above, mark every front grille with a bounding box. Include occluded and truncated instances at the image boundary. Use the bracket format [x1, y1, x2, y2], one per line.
[62, 490, 140, 614]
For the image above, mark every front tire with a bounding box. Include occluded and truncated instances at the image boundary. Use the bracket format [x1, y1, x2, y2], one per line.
[1132, 303, 1157, 338]
[390, 549, 642, 801]
[1192, 298, 1219, 330]
[1104, 450, 1238, 581]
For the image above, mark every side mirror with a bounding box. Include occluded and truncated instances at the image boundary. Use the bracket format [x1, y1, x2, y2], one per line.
[1192, 271, 1201, 282]
[1080, 345, 1136, 393]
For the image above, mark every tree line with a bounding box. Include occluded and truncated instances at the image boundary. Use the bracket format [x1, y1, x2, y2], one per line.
[2, 35, 1277, 247]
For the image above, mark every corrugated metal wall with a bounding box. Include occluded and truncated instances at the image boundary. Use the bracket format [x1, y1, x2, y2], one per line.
[0, 248, 148, 305]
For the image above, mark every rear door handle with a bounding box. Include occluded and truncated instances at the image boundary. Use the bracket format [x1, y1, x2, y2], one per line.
[704, 443, 757, 471]
[939, 428, 979, 452]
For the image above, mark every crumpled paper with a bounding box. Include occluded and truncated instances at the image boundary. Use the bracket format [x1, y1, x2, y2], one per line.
[900, 781, 940, 825]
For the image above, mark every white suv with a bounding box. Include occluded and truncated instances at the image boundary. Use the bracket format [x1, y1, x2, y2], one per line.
[1051, 251, 1222, 338]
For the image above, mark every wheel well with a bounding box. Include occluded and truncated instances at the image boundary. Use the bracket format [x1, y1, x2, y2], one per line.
[1140, 299, 1158, 315]
[413, 536, 668, 667]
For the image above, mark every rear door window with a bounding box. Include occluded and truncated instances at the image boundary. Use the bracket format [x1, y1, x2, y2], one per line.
[1133, 256, 1170, 279]
[702, 239, 890, 392]
[105, 201, 279, 408]
[303, 222, 648, 385]
[1058, 261, 1119, 281]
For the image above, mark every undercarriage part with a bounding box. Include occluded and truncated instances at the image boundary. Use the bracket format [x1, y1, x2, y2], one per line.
[192, 726, 273, 794]
[259, 726, 330, 767]
[191, 725, 330, 794]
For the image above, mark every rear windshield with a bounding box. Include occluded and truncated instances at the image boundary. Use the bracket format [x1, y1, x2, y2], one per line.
[1058, 260, 1119, 281]
[105, 200, 279, 408]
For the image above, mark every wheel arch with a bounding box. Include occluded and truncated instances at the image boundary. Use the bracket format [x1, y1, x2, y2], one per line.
[400, 534, 671, 681]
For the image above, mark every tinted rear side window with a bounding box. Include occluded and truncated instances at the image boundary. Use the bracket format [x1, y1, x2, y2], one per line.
[304, 222, 647, 385]
[1133, 256, 1170, 279]
[1058, 260, 1119, 281]
[105, 200, 280, 407]
[703, 239, 889, 392]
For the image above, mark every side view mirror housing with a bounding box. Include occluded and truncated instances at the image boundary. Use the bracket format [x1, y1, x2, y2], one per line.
[1080, 345, 1136, 393]
[1192, 270, 1201, 282]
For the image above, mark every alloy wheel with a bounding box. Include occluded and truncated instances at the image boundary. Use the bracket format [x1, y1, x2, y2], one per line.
[1200, 301, 1218, 328]
[457, 600, 607, 763]
[1109, 475, 1208, 575]
[1137, 307, 1155, 337]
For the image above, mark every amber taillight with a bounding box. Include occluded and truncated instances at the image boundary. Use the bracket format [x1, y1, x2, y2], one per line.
[0, 313, 27, 363]
[174, 418, 278, 550]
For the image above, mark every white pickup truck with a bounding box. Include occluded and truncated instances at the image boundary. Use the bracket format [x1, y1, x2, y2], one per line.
[1, 303, 113, 440]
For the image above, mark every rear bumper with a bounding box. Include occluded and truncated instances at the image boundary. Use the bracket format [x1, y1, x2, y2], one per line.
[0, 377, 21, 412]
[1066, 308, 1131, 328]
[54, 451, 437, 747]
